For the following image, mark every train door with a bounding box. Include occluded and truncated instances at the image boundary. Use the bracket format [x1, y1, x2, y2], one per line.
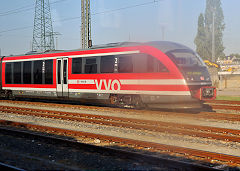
[56, 58, 69, 97]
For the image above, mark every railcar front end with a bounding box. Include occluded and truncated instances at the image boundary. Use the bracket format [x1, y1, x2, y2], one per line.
[142, 41, 216, 108]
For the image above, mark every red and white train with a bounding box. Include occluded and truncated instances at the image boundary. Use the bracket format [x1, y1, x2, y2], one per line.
[0, 41, 216, 108]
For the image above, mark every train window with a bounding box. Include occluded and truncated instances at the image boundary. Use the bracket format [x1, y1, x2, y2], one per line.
[118, 55, 133, 73]
[132, 53, 148, 73]
[86, 58, 96, 64]
[13, 62, 21, 84]
[147, 55, 154, 72]
[115, 53, 168, 73]
[72, 58, 82, 74]
[57, 60, 61, 84]
[63, 60, 67, 84]
[85, 58, 97, 74]
[100, 56, 114, 73]
[156, 61, 168, 72]
[45, 60, 53, 84]
[33, 60, 43, 84]
[166, 50, 204, 67]
[131, 53, 168, 73]
[147, 56, 168, 72]
[23, 61, 32, 84]
[5, 63, 13, 84]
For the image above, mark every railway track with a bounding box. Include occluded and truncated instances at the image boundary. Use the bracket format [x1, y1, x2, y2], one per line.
[0, 162, 24, 171]
[206, 100, 240, 111]
[210, 104, 240, 111]
[0, 99, 240, 168]
[0, 105, 239, 143]
[208, 100, 240, 106]
[1, 99, 240, 122]
[2, 98, 240, 113]
[0, 120, 219, 170]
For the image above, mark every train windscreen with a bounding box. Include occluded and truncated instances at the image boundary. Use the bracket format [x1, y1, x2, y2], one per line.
[166, 49, 211, 83]
[166, 49, 204, 67]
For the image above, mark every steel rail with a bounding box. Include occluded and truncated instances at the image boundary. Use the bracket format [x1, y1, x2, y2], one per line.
[207, 100, 240, 106]
[0, 105, 239, 143]
[1, 99, 240, 122]
[0, 162, 24, 171]
[0, 121, 218, 171]
[0, 119, 239, 167]
[210, 104, 240, 111]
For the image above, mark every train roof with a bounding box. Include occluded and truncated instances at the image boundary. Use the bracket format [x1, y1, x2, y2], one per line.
[146, 41, 193, 53]
[92, 41, 193, 53]
[4, 41, 193, 58]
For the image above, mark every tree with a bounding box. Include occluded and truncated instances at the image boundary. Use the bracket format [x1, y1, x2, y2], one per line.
[194, 0, 225, 61]
[229, 53, 240, 58]
[194, 13, 208, 60]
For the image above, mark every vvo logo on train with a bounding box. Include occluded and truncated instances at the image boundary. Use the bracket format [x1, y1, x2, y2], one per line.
[71, 79, 121, 91]
[95, 80, 121, 91]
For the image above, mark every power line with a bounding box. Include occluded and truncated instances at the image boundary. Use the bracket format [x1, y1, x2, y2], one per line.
[0, 4, 34, 16]
[0, 7, 34, 17]
[0, 26, 32, 34]
[0, 0, 69, 17]
[53, 0, 162, 23]
[51, 0, 70, 5]
[0, 0, 161, 34]
[93, 0, 162, 15]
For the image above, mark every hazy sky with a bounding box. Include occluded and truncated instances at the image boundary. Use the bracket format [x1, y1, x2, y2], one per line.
[0, 0, 239, 56]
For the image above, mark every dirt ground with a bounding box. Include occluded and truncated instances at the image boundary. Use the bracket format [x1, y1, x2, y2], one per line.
[217, 88, 240, 97]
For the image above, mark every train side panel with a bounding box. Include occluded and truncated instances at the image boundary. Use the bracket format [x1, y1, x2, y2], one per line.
[2, 58, 57, 98]
[1, 41, 215, 108]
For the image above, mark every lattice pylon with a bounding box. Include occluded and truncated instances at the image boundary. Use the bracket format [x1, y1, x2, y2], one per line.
[32, 0, 55, 52]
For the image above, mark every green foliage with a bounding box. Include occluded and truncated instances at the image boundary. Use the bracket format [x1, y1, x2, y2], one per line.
[229, 53, 240, 58]
[194, 0, 225, 61]
[216, 96, 240, 101]
[194, 13, 208, 60]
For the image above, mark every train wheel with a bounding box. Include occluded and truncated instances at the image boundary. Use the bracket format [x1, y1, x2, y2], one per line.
[109, 95, 118, 105]
[133, 95, 146, 109]
[2, 90, 14, 100]
[109, 94, 146, 109]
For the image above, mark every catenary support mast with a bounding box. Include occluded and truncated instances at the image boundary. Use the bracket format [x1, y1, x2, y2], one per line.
[81, 0, 92, 49]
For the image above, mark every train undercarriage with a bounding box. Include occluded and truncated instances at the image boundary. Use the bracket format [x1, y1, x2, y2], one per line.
[0, 88, 214, 110]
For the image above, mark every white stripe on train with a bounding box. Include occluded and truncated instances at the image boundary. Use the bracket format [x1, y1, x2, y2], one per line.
[68, 79, 187, 85]
[2, 87, 191, 96]
[68, 89, 191, 95]
[3, 50, 140, 63]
